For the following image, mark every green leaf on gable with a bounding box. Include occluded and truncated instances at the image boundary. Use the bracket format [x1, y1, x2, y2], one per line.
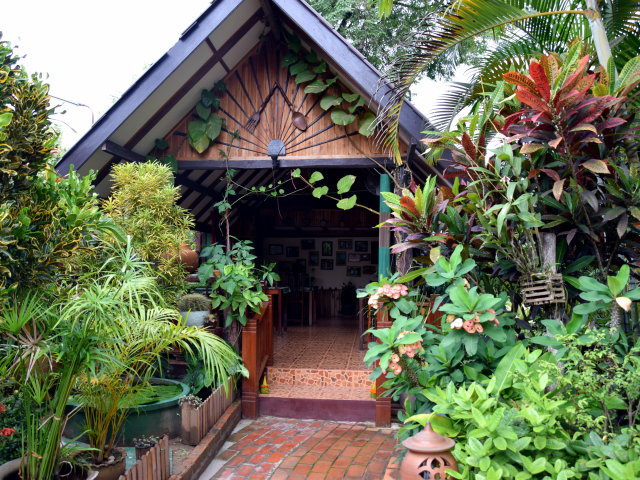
[205, 115, 223, 141]
[196, 103, 211, 121]
[290, 61, 309, 76]
[304, 79, 329, 94]
[320, 95, 342, 111]
[281, 53, 299, 67]
[309, 171, 324, 184]
[330, 110, 356, 126]
[358, 112, 376, 137]
[337, 195, 357, 210]
[295, 70, 316, 84]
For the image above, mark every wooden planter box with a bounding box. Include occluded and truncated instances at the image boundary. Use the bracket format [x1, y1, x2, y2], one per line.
[520, 273, 565, 305]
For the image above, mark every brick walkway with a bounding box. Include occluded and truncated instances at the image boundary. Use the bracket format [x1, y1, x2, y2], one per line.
[200, 416, 400, 479]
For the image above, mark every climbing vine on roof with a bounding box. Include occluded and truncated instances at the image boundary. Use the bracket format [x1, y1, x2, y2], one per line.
[281, 33, 377, 137]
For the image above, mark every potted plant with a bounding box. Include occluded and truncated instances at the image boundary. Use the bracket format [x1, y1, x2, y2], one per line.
[177, 293, 211, 327]
[65, 241, 246, 478]
[132, 435, 159, 461]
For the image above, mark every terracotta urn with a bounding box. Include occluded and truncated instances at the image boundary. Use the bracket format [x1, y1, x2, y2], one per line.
[179, 242, 199, 273]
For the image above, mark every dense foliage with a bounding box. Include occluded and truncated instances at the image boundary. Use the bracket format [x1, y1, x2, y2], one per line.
[365, 45, 640, 479]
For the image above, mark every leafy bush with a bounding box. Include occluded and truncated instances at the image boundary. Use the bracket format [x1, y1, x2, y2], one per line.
[0, 380, 24, 463]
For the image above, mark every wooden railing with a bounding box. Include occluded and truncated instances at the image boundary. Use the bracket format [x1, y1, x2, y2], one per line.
[241, 295, 273, 419]
[180, 376, 235, 446]
[118, 435, 170, 480]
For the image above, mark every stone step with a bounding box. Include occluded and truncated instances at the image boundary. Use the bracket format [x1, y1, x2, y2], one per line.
[265, 384, 372, 401]
[259, 394, 375, 422]
[266, 367, 371, 389]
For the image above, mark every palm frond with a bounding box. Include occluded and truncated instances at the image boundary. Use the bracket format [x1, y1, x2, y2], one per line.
[377, 0, 590, 162]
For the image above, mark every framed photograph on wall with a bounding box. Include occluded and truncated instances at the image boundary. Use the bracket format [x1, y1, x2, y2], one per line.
[348, 253, 360, 263]
[320, 259, 334, 270]
[268, 244, 283, 255]
[346, 266, 361, 277]
[301, 239, 315, 250]
[309, 251, 319, 266]
[360, 254, 371, 262]
[354, 240, 368, 252]
[321, 241, 333, 257]
[286, 246, 299, 257]
[338, 239, 353, 249]
[336, 251, 347, 266]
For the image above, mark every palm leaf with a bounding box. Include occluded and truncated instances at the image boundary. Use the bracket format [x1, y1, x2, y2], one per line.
[377, 0, 590, 163]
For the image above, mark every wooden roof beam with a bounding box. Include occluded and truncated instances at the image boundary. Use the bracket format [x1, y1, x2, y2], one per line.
[177, 157, 393, 170]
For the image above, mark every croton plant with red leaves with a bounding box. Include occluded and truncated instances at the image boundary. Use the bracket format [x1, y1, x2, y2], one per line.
[500, 49, 637, 202]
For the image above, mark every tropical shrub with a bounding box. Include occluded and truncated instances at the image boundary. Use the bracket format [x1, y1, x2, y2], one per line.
[0, 380, 24, 463]
[0, 39, 111, 301]
[102, 161, 195, 301]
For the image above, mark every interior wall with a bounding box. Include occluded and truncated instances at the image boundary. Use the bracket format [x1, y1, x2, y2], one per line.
[263, 236, 378, 288]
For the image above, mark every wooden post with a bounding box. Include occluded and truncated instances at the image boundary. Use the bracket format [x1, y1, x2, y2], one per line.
[241, 314, 259, 419]
[375, 308, 392, 427]
[265, 294, 274, 366]
[379, 173, 391, 278]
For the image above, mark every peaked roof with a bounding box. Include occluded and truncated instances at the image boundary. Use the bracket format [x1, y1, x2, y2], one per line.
[56, 0, 433, 188]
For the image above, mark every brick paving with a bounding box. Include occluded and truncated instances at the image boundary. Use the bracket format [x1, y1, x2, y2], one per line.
[199, 416, 399, 480]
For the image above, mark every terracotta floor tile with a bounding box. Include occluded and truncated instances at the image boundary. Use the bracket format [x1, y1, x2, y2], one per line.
[207, 416, 398, 480]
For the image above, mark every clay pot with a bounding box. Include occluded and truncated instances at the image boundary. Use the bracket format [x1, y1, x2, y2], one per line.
[0, 459, 21, 480]
[179, 242, 199, 273]
[91, 448, 126, 480]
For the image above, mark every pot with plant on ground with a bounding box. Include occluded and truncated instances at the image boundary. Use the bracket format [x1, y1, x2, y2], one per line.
[177, 293, 211, 327]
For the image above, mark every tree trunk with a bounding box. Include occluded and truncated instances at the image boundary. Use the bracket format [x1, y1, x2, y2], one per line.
[584, 0, 614, 70]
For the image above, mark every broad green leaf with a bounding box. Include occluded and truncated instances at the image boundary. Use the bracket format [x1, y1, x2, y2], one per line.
[291, 168, 301, 178]
[196, 103, 210, 121]
[342, 92, 360, 102]
[312, 186, 329, 198]
[304, 79, 329, 94]
[0, 112, 13, 128]
[608, 265, 629, 296]
[336, 195, 357, 210]
[615, 56, 640, 92]
[337, 175, 356, 194]
[205, 115, 223, 141]
[295, 70, 316, 84]
[312, 61, 327, 74]
[289, 61, 309, 75]
[309, 171, 324, 184]
[494, 437, 508, 450]
[491, 343, 525, 393]
[462, 334, 479, 356]
[320, 95, 342, 110]
[188, 120, 210, 153]
[281, 53, 299, 67]
[330, 110, 356, 126]
[358, 112, 376, 137]
[496, 203, 511, 236]
[200, 89, 214, 107]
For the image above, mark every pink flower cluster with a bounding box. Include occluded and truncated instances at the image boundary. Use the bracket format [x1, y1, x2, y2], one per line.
[382, 331, 424, 376]
[447, 309, 499, 334]
[368, 283, 409, 309]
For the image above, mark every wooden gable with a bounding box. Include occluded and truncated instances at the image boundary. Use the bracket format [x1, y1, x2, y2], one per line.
[164, 38, 404, 165]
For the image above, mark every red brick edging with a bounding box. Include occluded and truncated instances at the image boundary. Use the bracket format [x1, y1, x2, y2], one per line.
[169, 401, 242, 480]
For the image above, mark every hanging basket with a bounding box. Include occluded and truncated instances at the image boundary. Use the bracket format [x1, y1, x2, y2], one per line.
[520, 273, 566, 305]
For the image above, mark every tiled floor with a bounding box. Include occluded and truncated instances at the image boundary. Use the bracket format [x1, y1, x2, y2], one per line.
[266, 315, 373, 401]
[272, 316, 368, 371]
[199, 416, 400, 480]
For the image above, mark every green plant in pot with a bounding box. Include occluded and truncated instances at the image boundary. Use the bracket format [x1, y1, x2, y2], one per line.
[67, 240, 245, 474]
[198, 240, 279, 327]
[177, 293, 211, 327]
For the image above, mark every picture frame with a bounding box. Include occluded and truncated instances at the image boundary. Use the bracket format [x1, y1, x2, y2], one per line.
[301, 239, 315, 250]
[286, 246, 299, 258]
[338, 239, 353, 250]
[309, 251, 319, 266]
[336, 251, 347, 266]
[320, 259, 334, 270]
[321, 241, 333, 257]
[354, 240, 368, 252]
[268, 244, 283, 256]
[348, 253, 360, 263]
[360, 253, 371, 262]
[346, 266, 361, 277]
